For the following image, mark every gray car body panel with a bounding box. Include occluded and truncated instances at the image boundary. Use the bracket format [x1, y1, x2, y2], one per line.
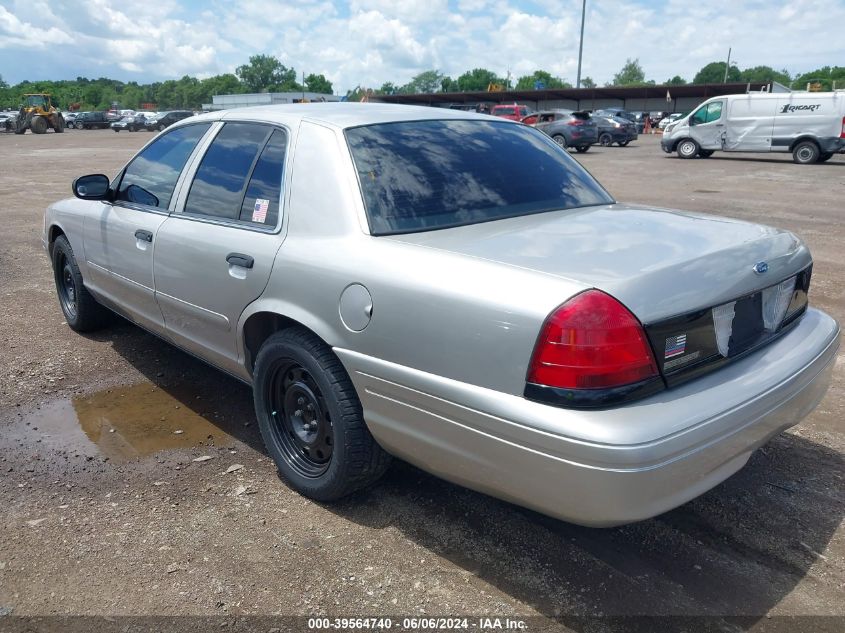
[43, 103, 840, 525]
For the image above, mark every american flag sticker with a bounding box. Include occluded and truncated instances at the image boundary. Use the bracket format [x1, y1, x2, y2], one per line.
[664, 334, 687, 359]
[252, 198, 270, 223]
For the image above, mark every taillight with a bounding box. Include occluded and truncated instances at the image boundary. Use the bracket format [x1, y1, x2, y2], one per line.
[840, 116, 845, 138]
[566, 119, 582, 126]
[527, 290, 659, 390]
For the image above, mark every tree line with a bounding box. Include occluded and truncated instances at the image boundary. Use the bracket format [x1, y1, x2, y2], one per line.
[1, 55, 843, 111]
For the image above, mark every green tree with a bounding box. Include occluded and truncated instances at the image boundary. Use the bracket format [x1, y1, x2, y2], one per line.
[0, 74, 7, 89]
[400, 70, 445, 94]
[304, 73, 333, 94]
[515, 70, 571, 90]
[580, 76, 596, 89]
[665, 75, 687, 85]
[739, 66, 791, 86]
[609, 58, 651, 86]
[454, 68, 504, 92]
[377, 81, 399, 95]
[236, 54, 298, 92]
[791, 65, 845, 90]
[693, 61, 741, 84]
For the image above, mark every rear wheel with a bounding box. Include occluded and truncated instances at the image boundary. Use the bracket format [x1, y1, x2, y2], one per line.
[698, 149, 714, 158]
[575, 145, 590, 153]
[31, 116, 48, 134]
[551, 134, 567, 149]
[51, 236, 111, 332]
[599, 132, 613, 146]
[676, 138, 699, 159]
[254, 328, 391, 501]
[792, 140, 820, 164]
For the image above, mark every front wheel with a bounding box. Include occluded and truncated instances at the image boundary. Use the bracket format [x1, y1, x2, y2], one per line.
[676, 138, 699, 159]
[253, 328, 391, 501]
[157, 124, 165, 132]
[575, 145, 590, 153]
[792, 140, 820, 164]
[52, 236, 111, 332]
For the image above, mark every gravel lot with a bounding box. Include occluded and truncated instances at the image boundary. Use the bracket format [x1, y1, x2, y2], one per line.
[0, 128, 843, 630]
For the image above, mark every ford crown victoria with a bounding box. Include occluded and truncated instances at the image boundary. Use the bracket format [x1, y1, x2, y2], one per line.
[43, 104, 839, 526]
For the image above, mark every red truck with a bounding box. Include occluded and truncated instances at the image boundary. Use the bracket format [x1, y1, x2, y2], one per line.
[490, 104, 532, 121]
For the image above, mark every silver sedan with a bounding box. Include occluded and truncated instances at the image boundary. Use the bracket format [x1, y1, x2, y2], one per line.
[43, 104, 839, 526]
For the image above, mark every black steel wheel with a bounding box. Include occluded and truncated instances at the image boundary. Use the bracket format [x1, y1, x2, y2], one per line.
[267, 360, 334, 477]
[254, 328, 391, 501]
[51, 235, 111, 332]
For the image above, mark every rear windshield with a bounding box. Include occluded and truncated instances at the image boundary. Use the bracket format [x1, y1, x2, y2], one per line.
[345, 119, 614, 235]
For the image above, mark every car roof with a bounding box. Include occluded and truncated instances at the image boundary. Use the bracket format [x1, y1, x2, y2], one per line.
[184, 103, 497, 131]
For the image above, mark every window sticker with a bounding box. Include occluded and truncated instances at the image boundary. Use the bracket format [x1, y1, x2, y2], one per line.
[252, 198, 270, 223]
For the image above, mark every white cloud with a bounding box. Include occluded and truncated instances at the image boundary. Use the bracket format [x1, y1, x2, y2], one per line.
[0, 0, 843, 92]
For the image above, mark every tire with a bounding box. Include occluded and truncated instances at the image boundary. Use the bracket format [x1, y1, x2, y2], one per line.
[618, 140, 630, 147]
[698, 149, 714, 158]
[676, 138, 699, 159]
[253, 328, 391, 501]
[157, 124, 165, 132]
[113, 129, 119, 133]
[599, 132, 613, 146]
[792, 140, 820, 164]
[54, 116, 64, 133]
[31, 116, 48, 134]
[51, 236, 112, 332]
[818, 151, 833, 163]
[575, 145, 589, 153]
[551, 134, 567, 149]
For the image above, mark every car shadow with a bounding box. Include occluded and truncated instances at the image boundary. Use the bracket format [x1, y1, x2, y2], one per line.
[98, 320, 843, 627]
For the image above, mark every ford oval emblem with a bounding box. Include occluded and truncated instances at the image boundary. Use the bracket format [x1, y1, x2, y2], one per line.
[753, 261, 769, 274]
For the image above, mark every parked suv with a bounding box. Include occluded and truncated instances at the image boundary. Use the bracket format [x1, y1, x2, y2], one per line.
[144, 110, 194, 132]
[593, 115, 638, 146]
[521, 110, 598, 152]
[75, 111, 111, 130]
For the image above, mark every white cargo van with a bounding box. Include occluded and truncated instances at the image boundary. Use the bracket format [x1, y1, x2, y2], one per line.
[661, 91, 845, 163]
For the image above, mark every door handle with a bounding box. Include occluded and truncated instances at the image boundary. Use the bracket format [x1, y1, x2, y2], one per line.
[134, 229, 153, 242]
[226, 253, 254, 269]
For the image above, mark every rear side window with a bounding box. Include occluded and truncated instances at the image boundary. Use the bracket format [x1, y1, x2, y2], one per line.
[238, 129, 287, 225]
[184, 122, 275, 221]
[346, 119, 614, 235]
[116, 123, 211, 209]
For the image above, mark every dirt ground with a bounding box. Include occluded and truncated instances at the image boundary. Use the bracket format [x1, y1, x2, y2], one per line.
[0, 128, 843, 631]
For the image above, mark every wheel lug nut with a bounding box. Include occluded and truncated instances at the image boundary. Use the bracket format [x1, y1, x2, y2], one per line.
[294, 409, 302, 417]
[297, 397, 305, 406]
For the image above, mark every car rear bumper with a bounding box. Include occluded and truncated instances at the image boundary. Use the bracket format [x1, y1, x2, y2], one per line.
[337, 307, 839, 526]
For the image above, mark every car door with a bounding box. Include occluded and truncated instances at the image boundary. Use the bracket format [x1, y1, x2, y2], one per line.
[82, 122, 212, 334]
[152, 121, 288, 374]
[689, 100, 726, 149]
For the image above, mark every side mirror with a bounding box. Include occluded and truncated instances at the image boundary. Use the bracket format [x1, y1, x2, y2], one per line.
[72, 174, 111, 200]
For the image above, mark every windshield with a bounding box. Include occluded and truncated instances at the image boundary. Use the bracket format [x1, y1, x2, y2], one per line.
[25, 95, 48, 108]
[346, 119, 614, 235]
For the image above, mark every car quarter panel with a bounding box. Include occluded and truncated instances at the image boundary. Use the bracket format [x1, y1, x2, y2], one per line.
[335, 308, 838, 525]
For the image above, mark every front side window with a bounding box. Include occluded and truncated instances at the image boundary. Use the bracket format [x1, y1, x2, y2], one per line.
[346, 119, 614, 235]
[184, 122, 284, 224]
[116, 123, 211, 209]
[691, 101, 724, 125]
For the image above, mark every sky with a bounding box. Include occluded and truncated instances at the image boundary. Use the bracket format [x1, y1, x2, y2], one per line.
[1, 0, 844, 93]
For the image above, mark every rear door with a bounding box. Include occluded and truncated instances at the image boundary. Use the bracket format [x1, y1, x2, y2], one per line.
[82, 122, 212, 334]
[152, 121, 288, 374]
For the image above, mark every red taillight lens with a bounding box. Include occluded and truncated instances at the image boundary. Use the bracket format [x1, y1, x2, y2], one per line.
[840, 116, 845, 138]
[527, 290, 659, 390]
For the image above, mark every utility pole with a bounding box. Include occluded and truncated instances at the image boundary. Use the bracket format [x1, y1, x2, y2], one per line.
[723, 47, 732, 83]
[576, 0, 586, 89]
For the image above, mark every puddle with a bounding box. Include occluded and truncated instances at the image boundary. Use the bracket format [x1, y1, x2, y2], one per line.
[21, 382, 236, 462]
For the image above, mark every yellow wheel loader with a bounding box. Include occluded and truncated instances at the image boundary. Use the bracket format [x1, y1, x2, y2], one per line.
[9, 94, 65, 134]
